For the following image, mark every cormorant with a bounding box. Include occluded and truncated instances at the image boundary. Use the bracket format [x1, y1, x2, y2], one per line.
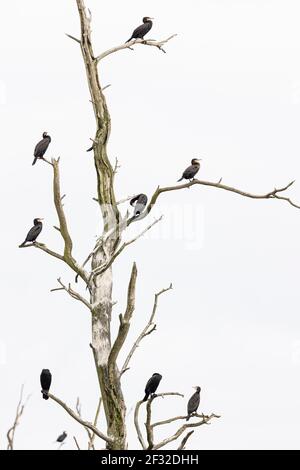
[186, 386, 201, 421]
[177, 159, 201, 182]
[32, 132, 51, 165]
[56, 431, 67, 443]
[40, 369, 52, 400]
[126, 17, 153, 43]
[19, 218, 43, 247]
[130, 194, 148, 217]
[143, 373, 162, 401]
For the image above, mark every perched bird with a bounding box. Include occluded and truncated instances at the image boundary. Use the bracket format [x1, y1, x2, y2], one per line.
[56, 431, 67, 443]
[32, 132, 51, 165]
[177, 158, 201, 182]
[143, 373, 162, 401]
[19, 218, 43, 247]
[186, 386, 201, 421]
[40, 369, 52, 400]
[130, 194, 148, 217]
[126, 17, 154, 43]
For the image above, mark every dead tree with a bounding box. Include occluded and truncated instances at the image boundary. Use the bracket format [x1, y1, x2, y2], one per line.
[19, 0, 300, 450]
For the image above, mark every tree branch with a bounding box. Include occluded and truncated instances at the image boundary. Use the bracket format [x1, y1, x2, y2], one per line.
[91, 217, 162, 280]
[73, 436, 81, 450]
[66, 33, 81, 44]
[121, 283, 173, 376]
[51, 158, 89, 283]
[48, 392, 113, 445]
[88, 397, 102, 450]
[134, 400, 147, 450]
[108, 263, 137, 374]
[145, 393, 184, 450]
[96, 35, 177, 62]
[127, 179, 300, 227]
[7, 385, 30, 450]
[50, 278, 92, 310]
[153, 413, 221, 450]
[177, 430, 194, 450]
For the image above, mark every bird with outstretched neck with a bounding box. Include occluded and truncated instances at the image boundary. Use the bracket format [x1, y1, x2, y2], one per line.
[126, 17, 154, 43]
[177, 158, 201, 182]
[40, 369, 52, 400]
[19, 218, 43, 247]
[143, 373, 162, 401]
[130, 193, 148, 217]
[186, 386, 201, 420]
[32, 132, 51, 165]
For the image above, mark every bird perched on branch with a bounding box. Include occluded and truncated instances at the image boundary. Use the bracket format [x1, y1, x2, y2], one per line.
[177, 158, 201, 182]
[143, 373, 162, 401]
[32, 132, 51, 165]
[40, 369, 52, 400]
[55, 431, 67, 443]
[186, 386, 201, 420]
[126, 17, 154, 43]
[19, 218, 43, 247]
[130, 193, 148, 217]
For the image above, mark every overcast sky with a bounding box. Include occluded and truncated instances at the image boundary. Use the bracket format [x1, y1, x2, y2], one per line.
[1, 0, 300, 450]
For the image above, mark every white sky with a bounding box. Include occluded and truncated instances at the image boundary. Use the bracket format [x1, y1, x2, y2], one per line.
[1, 0, 300, 450]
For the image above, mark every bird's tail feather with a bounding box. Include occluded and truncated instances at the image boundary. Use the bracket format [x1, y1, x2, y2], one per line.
[125, 37, 133, 43]
[177, 177, 183, 182]
[19, 242, 26, 248]
[32, 157, 38, 165]
[186, 415, 190, 421]
[143, 394, 149, 402]
[42, 392, 49, 400]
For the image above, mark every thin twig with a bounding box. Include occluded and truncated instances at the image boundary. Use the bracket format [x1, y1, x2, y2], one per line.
[88, 397, 102, 450]
[121, 284, 173, 376]
[73, 436, 81, 450]
[7, 385, 30, 450]
[66, 33, 81, 44]
[50, 278, 92, 310]
[91, 217, 162, 280]
[177, 431, 194, 450]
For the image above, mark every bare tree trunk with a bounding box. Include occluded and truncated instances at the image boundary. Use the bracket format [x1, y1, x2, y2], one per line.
[75, 0, 126, 449]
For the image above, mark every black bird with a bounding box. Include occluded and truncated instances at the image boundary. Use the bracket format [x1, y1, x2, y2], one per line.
[126, 17, 154, 43]
[56, 431, 67, 443]
[40, 369, 52, 400]
[143, 373, 162, 401]
[186, 386, 201, 421]
[130, 194, 148, 217]
[32, 132, 51, 165]
[19, 218, 43, 247]
[177, 158, 201, 182]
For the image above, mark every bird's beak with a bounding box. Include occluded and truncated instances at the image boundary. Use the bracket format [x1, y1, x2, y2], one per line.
[149, 17, 154, 20]
[39, 218, 44, 221]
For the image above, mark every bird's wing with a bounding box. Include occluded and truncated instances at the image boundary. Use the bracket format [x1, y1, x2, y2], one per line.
[182, 165, 193, 179]
[34, 138, 50, 157]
